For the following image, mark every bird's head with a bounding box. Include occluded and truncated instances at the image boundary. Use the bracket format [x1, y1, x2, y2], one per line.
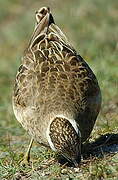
[47, 116, 81, 167]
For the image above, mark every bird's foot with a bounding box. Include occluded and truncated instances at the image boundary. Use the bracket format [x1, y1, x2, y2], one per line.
[20, 154, 31, 167]
[20, 138, 34, 167]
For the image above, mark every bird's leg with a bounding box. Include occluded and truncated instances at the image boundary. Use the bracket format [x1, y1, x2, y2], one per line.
[20, 138, 34, 166]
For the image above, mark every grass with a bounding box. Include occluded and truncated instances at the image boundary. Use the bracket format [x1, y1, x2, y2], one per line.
[0, 0, 118, 179]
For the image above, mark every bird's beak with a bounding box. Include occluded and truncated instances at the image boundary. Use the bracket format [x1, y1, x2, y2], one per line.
[72, 159, 80, 167]
[72, 151, 81, 167]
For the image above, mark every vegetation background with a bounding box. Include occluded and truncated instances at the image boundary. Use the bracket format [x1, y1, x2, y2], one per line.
[0, 0, 118, 179]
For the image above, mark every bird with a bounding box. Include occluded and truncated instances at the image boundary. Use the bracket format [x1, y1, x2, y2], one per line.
[12, 7, 101, 167]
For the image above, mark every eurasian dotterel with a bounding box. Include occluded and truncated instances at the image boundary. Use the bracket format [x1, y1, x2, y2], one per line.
[12, 7, 101, 167]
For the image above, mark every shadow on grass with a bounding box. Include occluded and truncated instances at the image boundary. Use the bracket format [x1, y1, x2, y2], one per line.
[58, 133, 118, 167]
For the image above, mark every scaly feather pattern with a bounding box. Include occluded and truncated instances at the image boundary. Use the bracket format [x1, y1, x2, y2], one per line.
[13, 7, 101, 163]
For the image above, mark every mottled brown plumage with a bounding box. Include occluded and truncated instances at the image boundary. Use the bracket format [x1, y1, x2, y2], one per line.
[12, 7, 101, 166]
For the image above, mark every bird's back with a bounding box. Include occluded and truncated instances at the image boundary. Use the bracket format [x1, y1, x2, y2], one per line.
[13, 7, 101, 145]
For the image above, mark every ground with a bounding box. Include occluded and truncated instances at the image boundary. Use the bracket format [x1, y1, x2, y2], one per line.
[0, 0, 118, 179]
